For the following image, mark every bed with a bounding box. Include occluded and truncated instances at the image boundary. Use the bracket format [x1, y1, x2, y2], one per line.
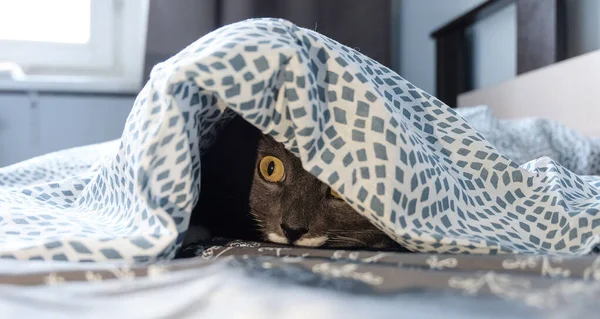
[1, 6, 600, 319]
[431, 0, 600, 137]
[1, 238, 599, 318]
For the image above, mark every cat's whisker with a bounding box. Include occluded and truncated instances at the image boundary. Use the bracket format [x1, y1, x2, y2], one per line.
[327, 230, 382, 236]
[248, 211, 264, 223]
[248, 208, 269, 224]
[250, 219, 264, 228]
[327, 229, 381, 233]
[328, 236, 359, 242]
[327, 235, 367, 247]
[253, 222, 265, 230]
[248, 214, 266, 231]
[327, 230, 381, 234]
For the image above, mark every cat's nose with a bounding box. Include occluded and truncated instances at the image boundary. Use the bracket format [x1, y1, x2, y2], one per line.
[280, 223, 308, 243]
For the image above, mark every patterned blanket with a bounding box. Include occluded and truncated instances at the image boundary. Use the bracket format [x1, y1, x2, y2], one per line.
[1, 18, 600, 262]
[457, 105, 600, 177]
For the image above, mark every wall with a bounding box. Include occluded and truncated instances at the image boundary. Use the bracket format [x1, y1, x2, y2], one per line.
[0, 94, 133, 166]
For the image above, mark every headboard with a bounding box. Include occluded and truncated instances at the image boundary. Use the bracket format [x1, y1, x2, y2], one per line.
[431, 0, 600, 137]
[458, 49, 600, 137]
[430, 0, 566, 108]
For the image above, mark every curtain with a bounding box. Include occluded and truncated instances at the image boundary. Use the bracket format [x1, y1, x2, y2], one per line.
[143, 0, 392, 82]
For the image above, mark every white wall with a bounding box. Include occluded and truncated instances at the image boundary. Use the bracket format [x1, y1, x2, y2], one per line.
[0, 94, 133, 166]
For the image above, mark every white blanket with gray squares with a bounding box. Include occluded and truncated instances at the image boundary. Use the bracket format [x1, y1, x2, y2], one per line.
[0, 18, 599, 262]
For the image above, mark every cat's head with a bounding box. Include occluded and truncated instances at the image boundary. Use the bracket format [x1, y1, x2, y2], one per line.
[249, 134, 398, 249]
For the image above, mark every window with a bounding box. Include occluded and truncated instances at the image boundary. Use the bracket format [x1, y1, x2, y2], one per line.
[0, 0, 91, 44]
[0, 0, 149, 93]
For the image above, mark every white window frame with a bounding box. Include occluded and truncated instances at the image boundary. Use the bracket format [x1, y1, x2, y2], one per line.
[0, 0, 149, 94]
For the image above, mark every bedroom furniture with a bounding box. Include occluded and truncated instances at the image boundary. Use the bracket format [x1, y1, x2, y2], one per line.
[431, 0, 567, 108]
[432, 0, 600, 138]
[457, 46, 600, 137]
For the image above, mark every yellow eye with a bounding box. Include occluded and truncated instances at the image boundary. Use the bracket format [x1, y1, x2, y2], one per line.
[259, 156, 285, 182]
[330, 188, 343, 199]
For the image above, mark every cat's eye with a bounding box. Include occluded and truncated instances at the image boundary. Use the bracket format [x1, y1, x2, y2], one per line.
[259, 156, 285, 182]
[330, 188, 343, 199]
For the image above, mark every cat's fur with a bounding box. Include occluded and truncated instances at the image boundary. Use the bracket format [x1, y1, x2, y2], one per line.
[185, 114, 405, 250]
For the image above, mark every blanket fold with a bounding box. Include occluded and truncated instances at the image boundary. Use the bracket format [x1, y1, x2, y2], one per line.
[1, 18, 600, 262]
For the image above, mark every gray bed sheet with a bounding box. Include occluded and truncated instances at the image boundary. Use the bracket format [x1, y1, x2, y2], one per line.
[1, 238, 599, 318]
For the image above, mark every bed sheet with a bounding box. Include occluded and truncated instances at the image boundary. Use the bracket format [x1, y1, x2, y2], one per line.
[1, 239, 599, 318]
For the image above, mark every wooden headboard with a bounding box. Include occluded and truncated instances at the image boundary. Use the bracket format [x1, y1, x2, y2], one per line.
[430, 0, 600, 137]
[430, 0, 566, 108]
[457, 49, 600, 137]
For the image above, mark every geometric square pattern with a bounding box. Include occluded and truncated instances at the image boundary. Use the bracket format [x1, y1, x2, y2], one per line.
[0, 18, 599, 262]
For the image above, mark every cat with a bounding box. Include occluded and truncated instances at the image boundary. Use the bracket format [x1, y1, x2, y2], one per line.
[184, 114, 406, 251]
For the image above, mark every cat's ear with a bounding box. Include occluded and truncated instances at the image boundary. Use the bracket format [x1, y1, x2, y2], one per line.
[330, 188, 343, 199]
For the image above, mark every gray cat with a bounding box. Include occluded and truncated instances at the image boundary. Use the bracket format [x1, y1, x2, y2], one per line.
[185, 114, 404, 250]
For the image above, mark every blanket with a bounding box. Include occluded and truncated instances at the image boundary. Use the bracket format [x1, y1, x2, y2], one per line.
[457, 105, 600, 176]
[1, 18, 600, 262]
